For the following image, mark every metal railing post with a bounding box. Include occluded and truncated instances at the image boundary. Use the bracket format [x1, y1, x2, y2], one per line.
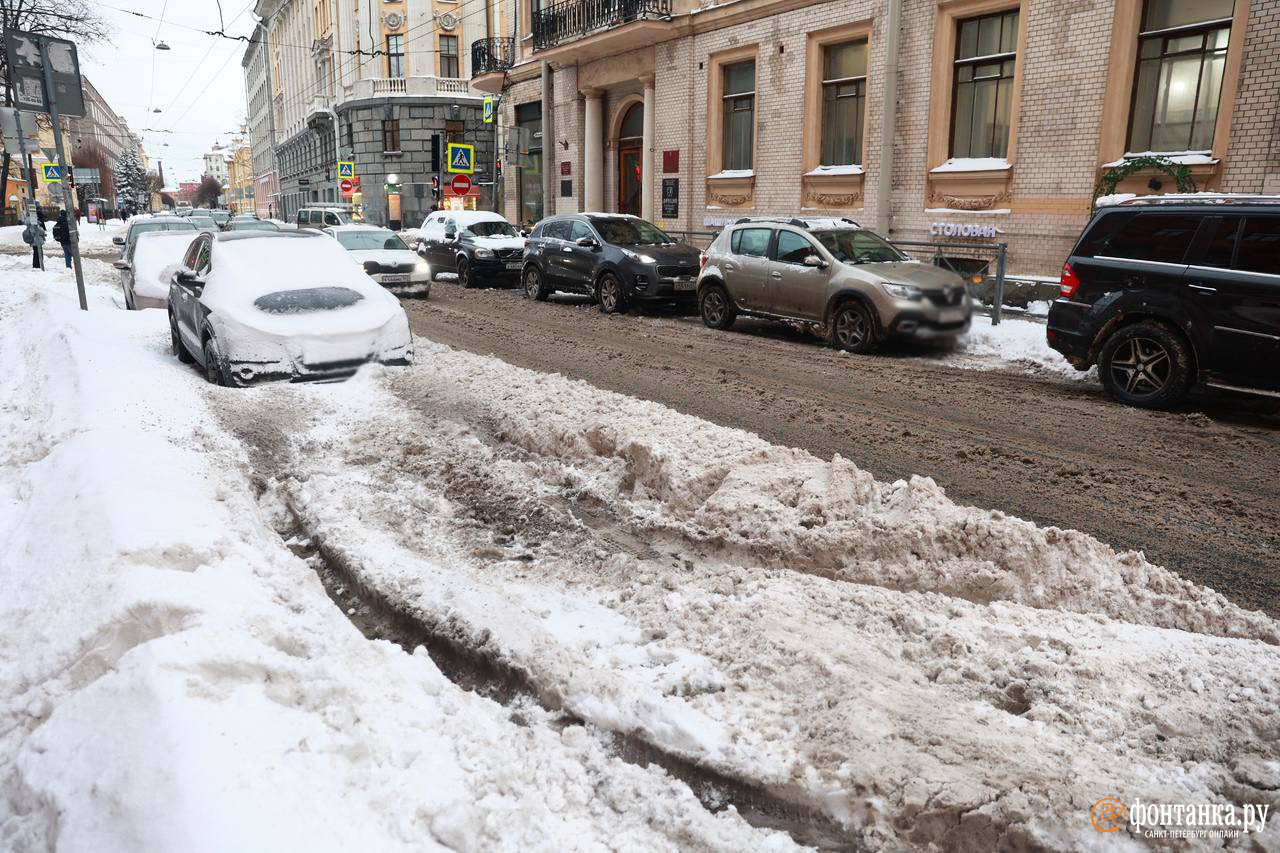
[992, 242, 1007, 326]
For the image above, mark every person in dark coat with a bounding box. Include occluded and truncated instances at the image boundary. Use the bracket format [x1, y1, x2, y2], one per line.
[52, 210, 72, 268]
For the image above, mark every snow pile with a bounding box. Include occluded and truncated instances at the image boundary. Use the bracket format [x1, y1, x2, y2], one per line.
[953, 314, 1087, 379]
[0, 268, 797, 851]
[0, 219, 127, 252]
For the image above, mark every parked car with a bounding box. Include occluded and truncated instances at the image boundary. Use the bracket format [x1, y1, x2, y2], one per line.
[225, 218, 280, 232]
[167, 230, 413, 386]
[1047, 196, 1280, 408]
[187, 214, 220, 233]
[416, 210, 526, 288]
[208, 209, 232, 229]
[521, 214, 701, 312]
[697, 217, 971, 351]
[113, 214, 198, 262]
[326, 224, 431, 296]
[114, 230, 198, 310]
[296, 205, 356, 230]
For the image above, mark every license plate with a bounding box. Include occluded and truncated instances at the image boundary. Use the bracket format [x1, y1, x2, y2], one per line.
[673, 279, 696, 291]
[381, 274, 409, 283]
[505, 261, 522, 270]
[940, 309, 967, 324]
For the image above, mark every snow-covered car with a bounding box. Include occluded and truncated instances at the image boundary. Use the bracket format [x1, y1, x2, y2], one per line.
[113, 215, 198, 262]
[167, 231, 414, 387]
[324, 224, 431, 297]
[113, 230, 198, 310]
[417, 210, 526, 288]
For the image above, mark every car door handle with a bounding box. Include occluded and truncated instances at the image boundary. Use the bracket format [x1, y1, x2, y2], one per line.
[769, 271, 782, 279]
[1188, 283, 1217, 293]
[562, 247, 573, 253]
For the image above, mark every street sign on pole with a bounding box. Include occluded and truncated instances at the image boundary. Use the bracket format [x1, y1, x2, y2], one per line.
[446, 143, 475, 174]
[337, 160, 355, 179]
[3, 30, 85, 117]
[483, 98, 495, 124]
[340, 178, 354, 194]
[450, 174, 472, 196]
[41, 163, 61, 182]
[71, 167, 100, 184]
[35, 36, 88, 309]
[0, 109, 40, 151]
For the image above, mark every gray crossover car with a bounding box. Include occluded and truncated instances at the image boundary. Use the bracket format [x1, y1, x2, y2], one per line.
[697, 218, 971, 352]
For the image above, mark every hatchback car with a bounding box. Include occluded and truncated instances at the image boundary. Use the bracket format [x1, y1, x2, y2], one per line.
[1047, 196, 1280, 408]
[521, 214, 701, 312]
[698, 218, 971, 351]
[114, 230, 198, 310]
[113, 215, 198, 262]
[167, 231, 413, 386]
[417, 210, 526, 288]
[327, 224, 430, 296]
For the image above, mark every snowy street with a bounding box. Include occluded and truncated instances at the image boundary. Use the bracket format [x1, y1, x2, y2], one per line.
[3, 261, 1278, 851]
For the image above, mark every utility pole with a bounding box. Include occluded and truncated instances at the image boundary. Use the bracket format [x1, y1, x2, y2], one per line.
[39, 40, 87, 310]
[10, 108, 44, 270]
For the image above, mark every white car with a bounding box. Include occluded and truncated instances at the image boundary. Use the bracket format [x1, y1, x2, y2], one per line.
[324, 224, 430, 296]
[416, 210, 527, 288]
[167, 230, 414, 387]
[115, 230, 200, 310]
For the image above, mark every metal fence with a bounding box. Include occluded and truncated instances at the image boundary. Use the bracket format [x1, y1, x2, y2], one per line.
[891, 239, 1010, 324]
[665, 229, 720, 250]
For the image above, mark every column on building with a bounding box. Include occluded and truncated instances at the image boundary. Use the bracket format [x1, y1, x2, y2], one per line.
[641, 76, 655, 221]
[582, 88, 603, 212]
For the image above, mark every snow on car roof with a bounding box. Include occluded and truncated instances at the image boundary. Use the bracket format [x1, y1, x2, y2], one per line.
[442, 210, 508, 225]
[326, 223, 390, 232]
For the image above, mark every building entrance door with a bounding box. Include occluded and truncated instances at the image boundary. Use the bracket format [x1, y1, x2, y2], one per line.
[618, 145, 641, 216]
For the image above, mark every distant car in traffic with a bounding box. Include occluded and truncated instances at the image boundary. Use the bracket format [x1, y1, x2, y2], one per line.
[113, 215, 198, 263]
[296, 205, 356, 230]
[416, 210, 526, 288]
[325, 224, 430, 296]
[114, 230, 198, 310]
[697, 218, 971, 352]
[521, 214, 701, 312]
[187, 215, 220, 233]
[208, 209, 232, 229]
[167, 231, 414, 386]
[225, 218, 280, 232]
[1047, 195, 1280, 408]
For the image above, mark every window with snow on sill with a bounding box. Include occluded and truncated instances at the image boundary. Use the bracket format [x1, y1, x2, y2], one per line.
[930, 158, 1011, 173]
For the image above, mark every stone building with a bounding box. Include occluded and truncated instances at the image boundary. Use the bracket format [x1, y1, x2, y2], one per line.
[472, 0, 1278, 275]
[248, 0, 500, 228]
[243, 32, 279, 218]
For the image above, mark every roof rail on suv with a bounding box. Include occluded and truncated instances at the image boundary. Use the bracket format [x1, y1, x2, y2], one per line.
[731, 216, 861, 228]
[1117, 193, 1280, 206]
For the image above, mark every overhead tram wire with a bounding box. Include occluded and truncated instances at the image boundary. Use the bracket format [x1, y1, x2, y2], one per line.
[155, 0, 255, 120]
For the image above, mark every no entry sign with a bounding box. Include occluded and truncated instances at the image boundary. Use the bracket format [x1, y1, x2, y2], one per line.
[450, 174, 472, 196]
[340, 178, 354, 193]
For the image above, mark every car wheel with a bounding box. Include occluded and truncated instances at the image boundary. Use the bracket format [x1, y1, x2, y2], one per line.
[1098, 322, 1191, 408]
[699, 285, 735, 330]
[170, 313, 193, 364]
[203, 335, 228, 386]
[831, 302, 877, 353]
[523, 266, 547, 301]
[598, 273, 626, 315]
[123, 285, 136, 311]
[459, 257, 475, 289]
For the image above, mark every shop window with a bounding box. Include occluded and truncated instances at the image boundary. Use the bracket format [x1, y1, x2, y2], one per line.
[820, 40, 867, 166]
[1128, 0, 1234, 152]
[439, 35, 459, 78]
[721, 60, 755, 171]
[386, 35, 404, 78]
[951, 9, 1019, 159]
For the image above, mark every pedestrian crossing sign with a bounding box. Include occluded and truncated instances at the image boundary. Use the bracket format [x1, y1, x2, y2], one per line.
[337, 160, 355, 179]
[483, 98, 495, 124]
[446, 142, 475, 174]
[41, 163, 61, 182]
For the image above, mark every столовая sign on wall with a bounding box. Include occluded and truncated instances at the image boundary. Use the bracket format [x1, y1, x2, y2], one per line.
[929, 222, 1001, 239]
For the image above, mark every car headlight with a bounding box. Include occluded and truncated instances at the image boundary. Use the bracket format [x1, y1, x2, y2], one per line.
[882, 282, 923, 300]
[473, 247, 495, 259]
[414, 261, 429, 274]
[621, 248, 657, 264]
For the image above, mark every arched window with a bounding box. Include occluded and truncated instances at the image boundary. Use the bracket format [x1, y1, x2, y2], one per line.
[619, 103, 643, 141]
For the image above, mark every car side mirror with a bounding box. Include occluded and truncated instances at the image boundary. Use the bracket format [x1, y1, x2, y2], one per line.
[444, 228, 457, 240]
[112, 236, 125, 246]
[112, 260, 130, 271]
[803, 254, 828, 269]
[520, 229, 529, 237]
[576, 236, 598, 248]
[175, 268, 204, 289]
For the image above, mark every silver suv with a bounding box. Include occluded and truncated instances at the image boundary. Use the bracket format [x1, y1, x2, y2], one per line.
[697, 218, 972, 352]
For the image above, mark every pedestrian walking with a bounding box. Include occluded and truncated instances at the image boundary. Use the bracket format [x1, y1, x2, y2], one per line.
[52, 210, 72, 269]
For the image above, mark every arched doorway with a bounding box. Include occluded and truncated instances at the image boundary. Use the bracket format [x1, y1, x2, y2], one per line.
[616, 103, 643, 217]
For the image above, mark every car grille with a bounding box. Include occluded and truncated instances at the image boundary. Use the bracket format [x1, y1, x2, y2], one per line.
[363, 261, 417, 274]
[494, 247, 523, 260]
[925, 287, 965, 307]
[657, 264, 696, 279]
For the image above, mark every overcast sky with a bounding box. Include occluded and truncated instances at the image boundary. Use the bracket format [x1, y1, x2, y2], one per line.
[82, 1, 258, 186]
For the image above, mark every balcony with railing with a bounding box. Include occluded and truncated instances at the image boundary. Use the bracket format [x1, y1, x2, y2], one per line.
[339, 76, 475, 102]
[470, 37, 514, 93]
[532, 0, 673, 59]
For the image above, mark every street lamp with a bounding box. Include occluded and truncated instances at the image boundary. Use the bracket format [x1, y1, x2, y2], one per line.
[154, 40, 171, 51]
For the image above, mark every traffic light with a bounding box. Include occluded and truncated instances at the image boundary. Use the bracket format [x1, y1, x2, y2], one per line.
[495, 159, 503, 179]
[430, 135, 440, 173]
[431, 175, 440, 199]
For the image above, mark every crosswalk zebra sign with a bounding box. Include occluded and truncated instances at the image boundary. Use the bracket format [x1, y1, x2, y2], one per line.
[483, 98, 495, 124]
[446, 142, 475, 174]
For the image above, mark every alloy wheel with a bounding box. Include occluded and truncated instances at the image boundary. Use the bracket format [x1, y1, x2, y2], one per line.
[524, 268, 540, 299]
[600, 279, 619, 313]
[835, 309, 868, 348]
[702, 291, 725, 326]
[1108, 337, 1171, 397]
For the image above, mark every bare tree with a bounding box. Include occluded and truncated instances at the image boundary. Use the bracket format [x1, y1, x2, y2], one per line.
[0, 0, 111, 212]
[160, 191, 174, 209]
[194, 175, 223, 208]
[69, 139, 113, 199]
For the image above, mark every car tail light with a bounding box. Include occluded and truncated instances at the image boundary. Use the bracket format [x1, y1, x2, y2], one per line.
[1059, 262, 1081, 299]
[698, 253, 707, 270]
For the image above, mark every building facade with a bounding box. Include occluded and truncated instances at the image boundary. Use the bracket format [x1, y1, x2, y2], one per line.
[243, 30, 279, 218]
[203, 145, 232, 188]
[227, 143, 256, 213]
[472, 0, 1279, 275]
[248, 0, 501, 228]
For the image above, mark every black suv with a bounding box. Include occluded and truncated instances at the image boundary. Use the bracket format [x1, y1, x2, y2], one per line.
[521, 214, 702, 312]
[1047, 196, 1280, 408]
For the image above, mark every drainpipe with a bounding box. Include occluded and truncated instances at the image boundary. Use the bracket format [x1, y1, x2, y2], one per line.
[541, 61, 554, 216]
[326, 106, 342, 202]
[876, 0, 901, 236]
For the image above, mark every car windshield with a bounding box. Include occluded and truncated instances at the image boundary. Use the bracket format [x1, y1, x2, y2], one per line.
[814, 230, 906, 264]
[466, 221, 520, 238]
[133, 221, 196, 238]
[230, 220, 279, 231]
[589, 218, 674, 246]
[189, 217, 217, 228]
[335, 230, 409, 251]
